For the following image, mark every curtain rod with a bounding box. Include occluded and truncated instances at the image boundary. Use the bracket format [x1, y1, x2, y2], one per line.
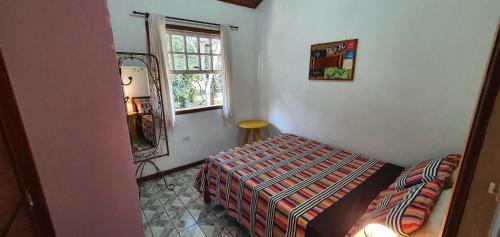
[132, 11, 239, 30]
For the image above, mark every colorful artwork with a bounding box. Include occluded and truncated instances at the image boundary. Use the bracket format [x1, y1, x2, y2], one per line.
[309, 39, 358, 80]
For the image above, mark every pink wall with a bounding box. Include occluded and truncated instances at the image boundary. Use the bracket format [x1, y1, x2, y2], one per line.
[0, 1, 143, 236]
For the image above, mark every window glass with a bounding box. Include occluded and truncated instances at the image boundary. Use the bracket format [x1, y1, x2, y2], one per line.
[211, 39, 221, 54]
[199, 38, 211, 54]
[166, 29, 223, 111]
[200, 55, 211, 70]
[186, 36, 198, 53]
[173, 54, 186, 70]
[172, 73, 223, 110]
[171, 35, 184, 52]
[187, 55, 200, 70]
[213, 56, 222, 70]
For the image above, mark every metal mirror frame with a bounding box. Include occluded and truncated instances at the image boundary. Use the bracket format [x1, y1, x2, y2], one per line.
[116, 51, 170, 163]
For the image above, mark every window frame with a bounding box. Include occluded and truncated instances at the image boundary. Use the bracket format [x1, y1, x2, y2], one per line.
[165, 24, 224, 115]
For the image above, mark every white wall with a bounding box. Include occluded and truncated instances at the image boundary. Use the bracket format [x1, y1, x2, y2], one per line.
[107, 0, 259, 175]
[255, 0, 500, 166]
[121, 67, 150, 98]
[109, 0, 499, 171]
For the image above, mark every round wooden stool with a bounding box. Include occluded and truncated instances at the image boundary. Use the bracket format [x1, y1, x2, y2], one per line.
[239, 120, 269, 144]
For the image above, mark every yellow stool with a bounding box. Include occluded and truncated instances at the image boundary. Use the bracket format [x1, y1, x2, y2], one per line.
[239, 120, 269, 144]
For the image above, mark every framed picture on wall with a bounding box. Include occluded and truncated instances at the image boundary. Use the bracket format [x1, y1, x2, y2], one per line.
[309, 39, 358, 80]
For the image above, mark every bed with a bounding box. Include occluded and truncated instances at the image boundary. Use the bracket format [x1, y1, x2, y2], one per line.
[140, 114, 155, 144]
[194, 133, 405, 237]
[195, 133, 460, 237]
[131, 97, 156, 144]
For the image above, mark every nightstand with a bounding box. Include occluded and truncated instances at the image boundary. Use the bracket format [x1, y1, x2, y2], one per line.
[239, 120, 269, 144]
[127, 112, 139, 141]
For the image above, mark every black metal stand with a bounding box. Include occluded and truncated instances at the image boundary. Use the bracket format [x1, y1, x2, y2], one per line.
[135, 160, 175, 196]
[116, 52, 174, 193]
[116, 52, 170, 161]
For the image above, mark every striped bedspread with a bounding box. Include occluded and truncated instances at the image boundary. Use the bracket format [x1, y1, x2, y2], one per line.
[194, 134, 402, 237]
[141, 114, 155, 143]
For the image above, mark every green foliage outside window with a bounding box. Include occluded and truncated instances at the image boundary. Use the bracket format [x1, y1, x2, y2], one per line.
[172, 74, 223, 110]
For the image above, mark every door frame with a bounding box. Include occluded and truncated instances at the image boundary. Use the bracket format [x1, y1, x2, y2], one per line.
[0, 50, 56, 236]
[442, 22, 500, 237]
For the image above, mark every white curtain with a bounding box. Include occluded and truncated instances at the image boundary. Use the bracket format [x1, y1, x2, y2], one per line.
[220, 25, 233, 119]
[148, 14, 176, 127]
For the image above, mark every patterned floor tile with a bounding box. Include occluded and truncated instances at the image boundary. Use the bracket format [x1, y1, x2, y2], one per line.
[142, 210, 148, 224]
[145, 226, 155, 237]
[143, 200, 167, 223]
[165, 231, 181, 237]
[188, 165, 201, 174]
[140, 185, 157, 198]
[157, 192, 180, 207]
[141, 185, 169, 199]
[139, 165, 251, 237]
[179, 224, 206, 237]
[172, 183, 191, 195]
[196, 212, 232, 237]
[161, 196, 186, 212]
[142, 210, 151, 231]
[149, 212, 178, 237]
[141, 197, 159, 209]
[166, 206, 198, 231]
[154, 182, 177, 194]
[176, 169, 196, 182]
[184, 198, 212, 214]
[219, 216, 241, 235]
[164, 173, 192, 184]
[210, 205, 227, 219]
[199, 224, 231, 237]
[178, 187, 200, 205]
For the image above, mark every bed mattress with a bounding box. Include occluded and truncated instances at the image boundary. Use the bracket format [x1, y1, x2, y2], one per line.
[195, 133, 403, 237]
[141, 114, 155, 143]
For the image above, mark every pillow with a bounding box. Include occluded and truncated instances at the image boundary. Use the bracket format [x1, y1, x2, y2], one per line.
[347, 179, 445, 237]
[411, 188, 453, 237]
[380, 154, 460, 196]
[444, 165, 461, 190]
[133, 98, 152, 114]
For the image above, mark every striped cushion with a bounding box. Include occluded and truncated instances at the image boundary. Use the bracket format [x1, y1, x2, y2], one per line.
[347, 179, 444, 237]
[381, 154, 460, 195]
[133, 98, 152, 114]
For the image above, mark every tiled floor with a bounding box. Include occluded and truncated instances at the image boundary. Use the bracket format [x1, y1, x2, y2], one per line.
[139, 165, 250, 237]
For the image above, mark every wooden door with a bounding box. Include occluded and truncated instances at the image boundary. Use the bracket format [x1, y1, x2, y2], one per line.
[0, 127, 36, 237]
[458, 75, 500, 237]
[0, 51, 55, 236]
[443, 23, 500, 237]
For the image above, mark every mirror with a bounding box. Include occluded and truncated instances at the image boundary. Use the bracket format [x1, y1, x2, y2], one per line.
[117, 52, 169, 162]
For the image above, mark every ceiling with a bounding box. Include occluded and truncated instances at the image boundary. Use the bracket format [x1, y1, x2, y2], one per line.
[218, 0, 263, 9]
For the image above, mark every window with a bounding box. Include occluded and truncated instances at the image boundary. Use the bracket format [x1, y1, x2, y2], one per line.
[165, 26, 223, 114]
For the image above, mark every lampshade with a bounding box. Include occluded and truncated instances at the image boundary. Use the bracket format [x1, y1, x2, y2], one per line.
[363, 224, 398, 237]
[126, 100, 134, 113]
